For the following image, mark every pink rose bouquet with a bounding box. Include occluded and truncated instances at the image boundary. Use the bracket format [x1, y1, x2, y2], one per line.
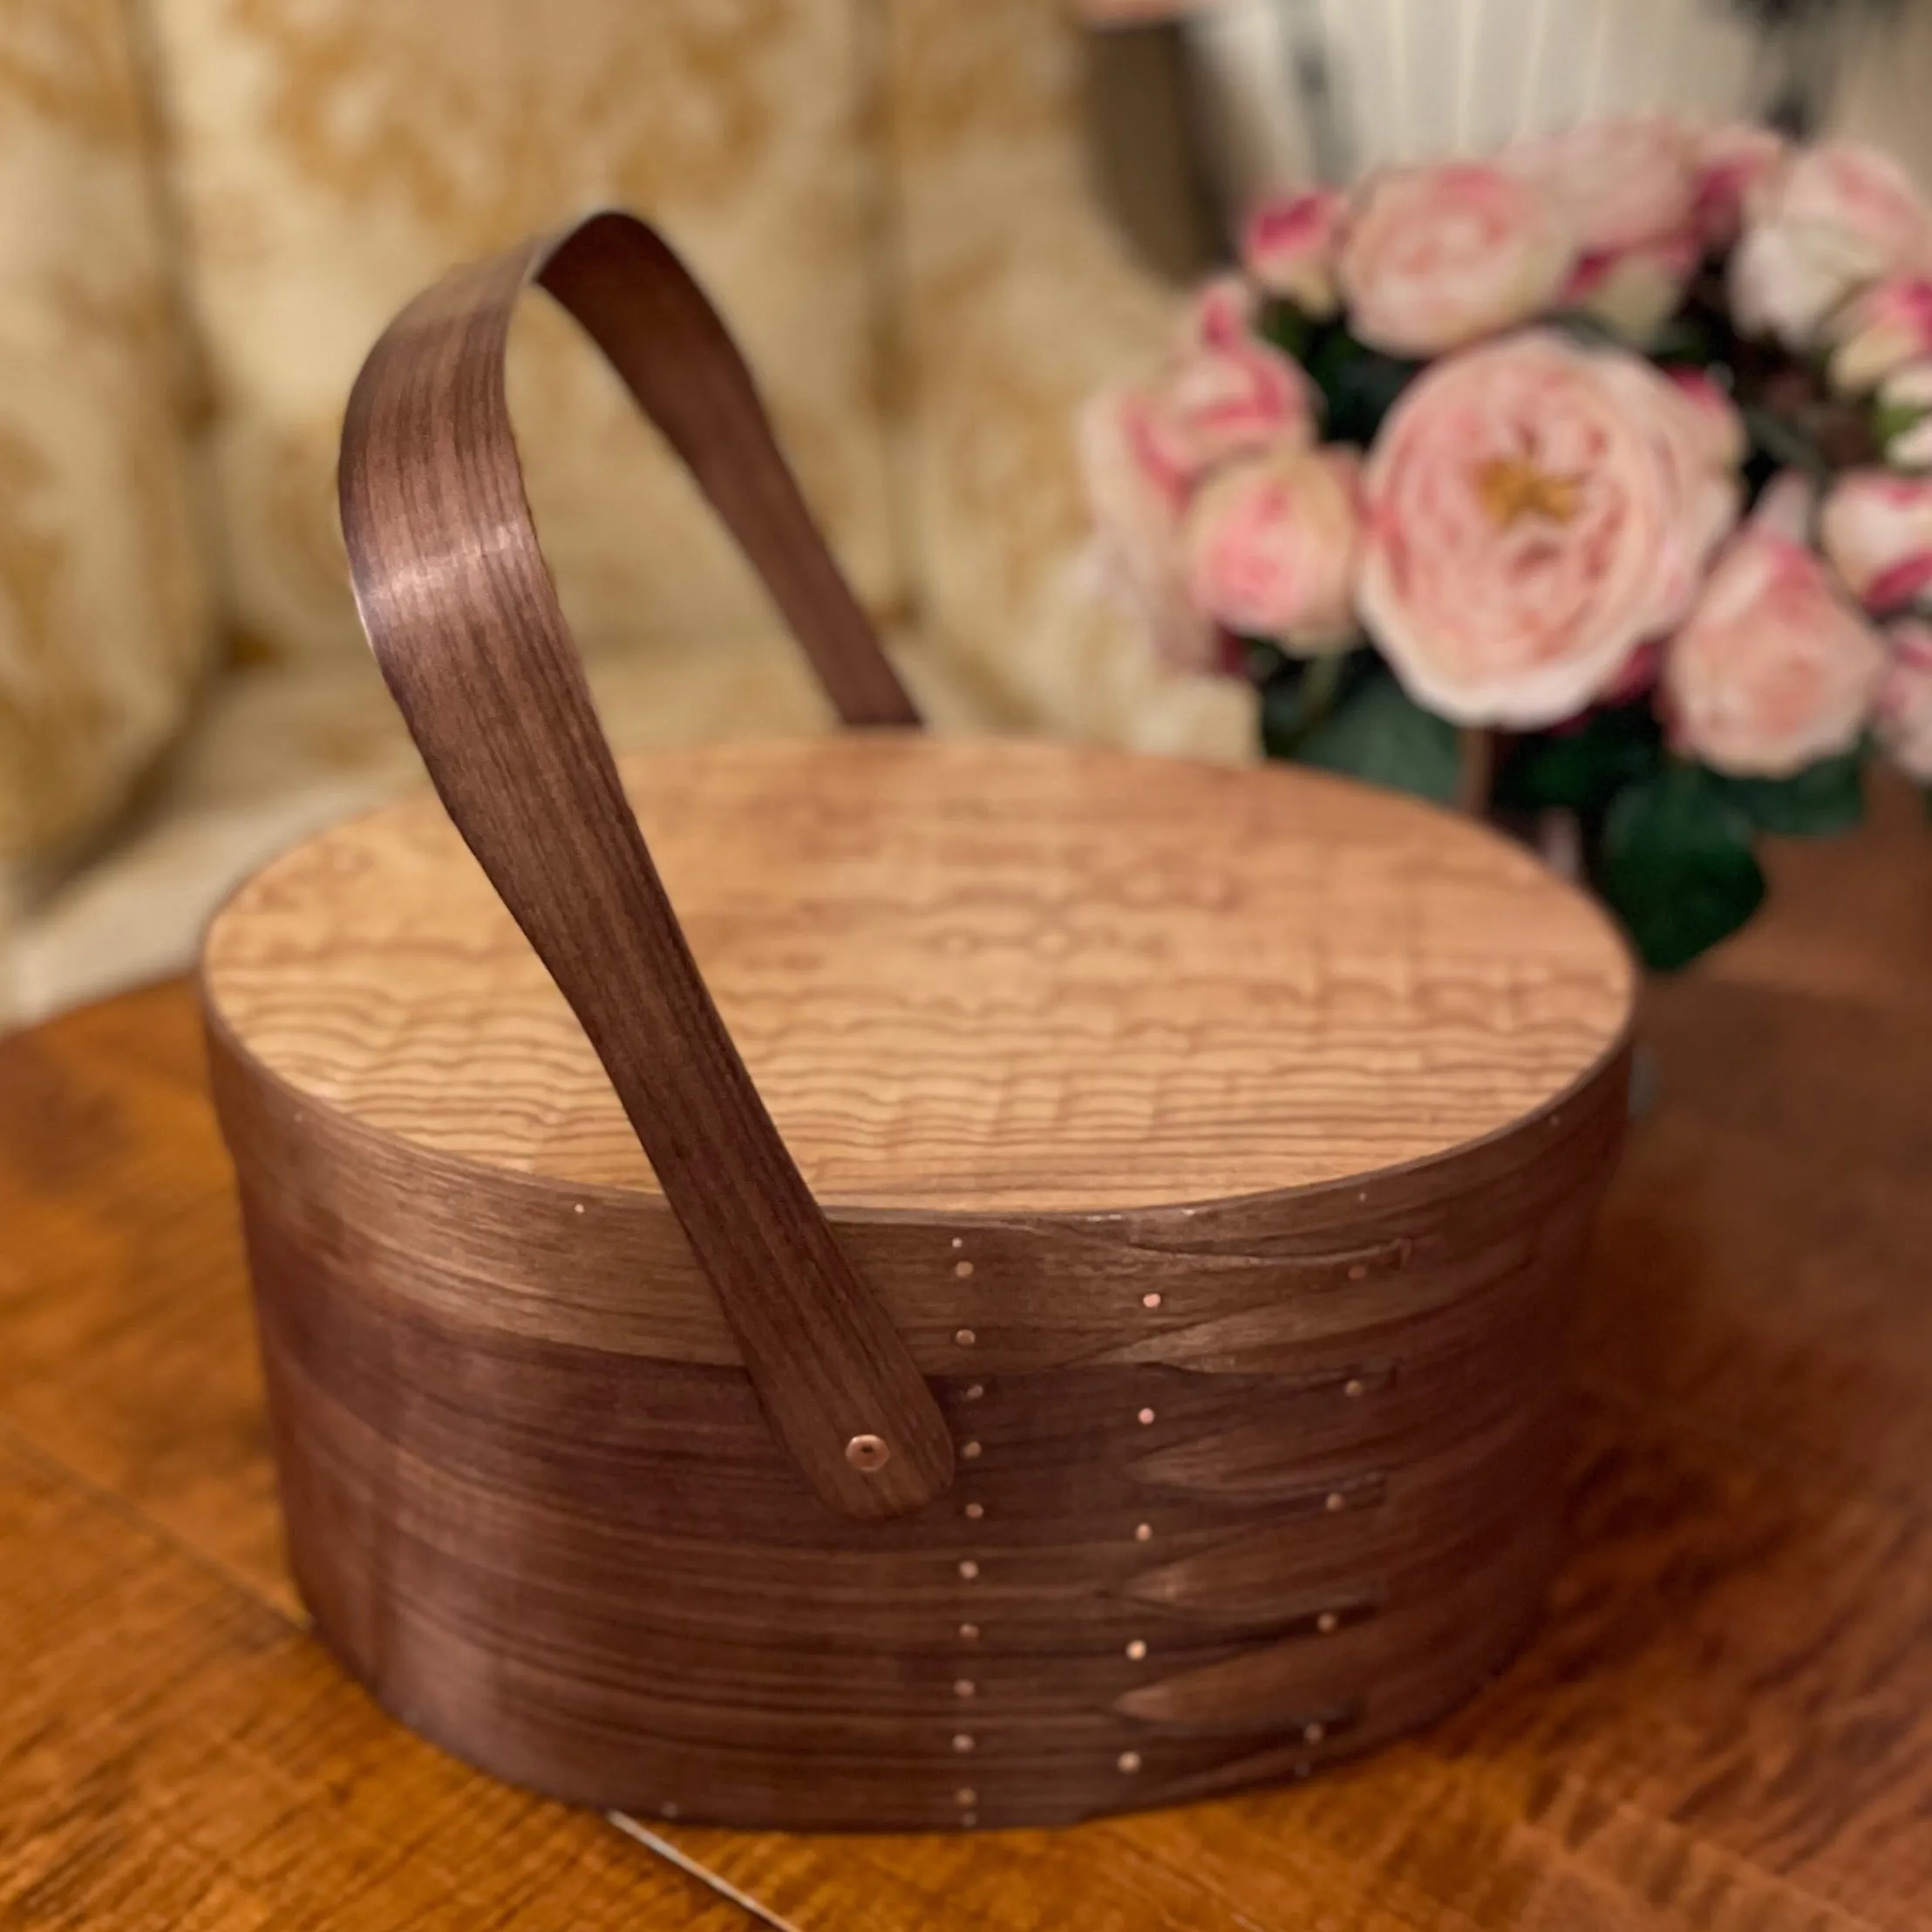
[1079, 116, 1932, 970]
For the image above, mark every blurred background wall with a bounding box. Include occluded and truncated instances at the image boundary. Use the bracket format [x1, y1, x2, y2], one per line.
[1082, 0, 1929, 276]
[1, 0, 1927, 1026]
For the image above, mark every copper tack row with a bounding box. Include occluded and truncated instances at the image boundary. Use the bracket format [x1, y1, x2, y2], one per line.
[952, 1234, 982, 1823]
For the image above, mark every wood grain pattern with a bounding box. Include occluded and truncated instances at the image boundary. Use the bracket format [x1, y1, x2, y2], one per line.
[201, 1037, 1624, 1828]
[192, 209, 1637, 1830]
[339, 211, 948, 1521]
[204, 735, 1633, 1212]
[1, 765, 1928, 1921]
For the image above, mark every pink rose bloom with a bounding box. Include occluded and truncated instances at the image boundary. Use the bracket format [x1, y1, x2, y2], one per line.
[1184, 444, 1362, 651]
[1562, 229, 1704, 344]
[1182, 272, 1260, 350]
[1692, 121, 1788, 251]
[1514, 117, 1703, 342]
[1241, 187, 1345, 316]
[1359, 330, 1739, 727]
[1511, 115, 1698, 255]
[1338, 162, 1573, 358]
[1146, 280, 1317, 476]
[1663, 486, 1888, 777]
[1876, 619, 1932, 779]
[1750, 466, 1817, 548]
[1077, 384, 1214, 673]
[1666, 368, 1749, 471]
[1731, 139, 1932, 346]
[1827, 276, 1932, 394]
[1820, 469, 1932, 611]
[1880, 361, 1932, 469]
[1646, 370, 1747, 634]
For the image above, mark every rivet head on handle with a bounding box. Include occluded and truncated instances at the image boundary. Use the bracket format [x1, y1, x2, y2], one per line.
[845, 1433, 891, 1472]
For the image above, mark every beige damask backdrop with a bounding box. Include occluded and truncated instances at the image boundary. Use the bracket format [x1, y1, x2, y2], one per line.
[0, 0, 209, 861]
[145, 0, 905, 666]
[888, 0, 1253, 758]
[0, 0, 1243, 1019]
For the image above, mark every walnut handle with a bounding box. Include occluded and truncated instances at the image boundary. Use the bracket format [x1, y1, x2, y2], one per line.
[337, 209, 952, 1520]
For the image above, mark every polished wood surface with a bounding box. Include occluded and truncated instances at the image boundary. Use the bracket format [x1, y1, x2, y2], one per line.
[0, 1001, 752, 1929]
[1, 774, 1928, 1919]
[204, 736, 1632, 1210]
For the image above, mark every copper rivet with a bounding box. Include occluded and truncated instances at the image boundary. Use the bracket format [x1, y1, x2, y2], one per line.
[1357, 1188, 1369, 1202]
[951, 1236, 965, 1249]
[1316, 1610, 1340, 1635]
[1303, 1722, 1325, 1744]
[960, 1811, 978, 1828]
[964, 1383, 985, 1402]
[660, 1801, 681, 1819]
[958, 1559, 980, 1580]
[1141, 1291, 1162, 1310]
[955, 1260, 975, 1280]
[845, 1432, 890, 1471]
[1347, 1264, 1367, 1282]
[1137, 1407, 1156, 1426]
[956, 1786, 976, 1805]
[1118, 1751, 1142, 1773]
[1344, 1378, 1367, 1398]
[953, 1733, 976, 1753]
[1325, 1491, 1346, 1513]
[955, 1679, 976, 1698]
[572, 1202, 585, 1215]
[956, 1328, 976, 1347]
[963, 1439, 983, 1459]
[959, 1622, 980, 1642]
[1126, 1639, 1147, 1661]
[964, 1501, 984, 1520]
[1293, 1760, 1313, 1779]
[1134, 1522, 1153, 1542]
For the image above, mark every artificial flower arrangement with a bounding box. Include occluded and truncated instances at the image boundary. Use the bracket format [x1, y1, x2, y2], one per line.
[1080, 119, 1932, 969]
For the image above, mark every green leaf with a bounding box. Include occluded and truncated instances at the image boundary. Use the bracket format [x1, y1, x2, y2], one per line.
[1742, 403, 1829, 483]
[1493, 705, 1665, 818]
[1719, 748, 1866, 837]
[1595, 762, 1766, 972]
[1255, 645, 1373, 759]
[1293, 665, 1461, 804]
[1873, 394, 1929, 460]
[1259, 676, 1314, 760]
[1649, 313, 1724, 366]
[1242, 635, 1290, 686]
[1256, 299, 1316, 364]
[1303, 328, 1420, 446]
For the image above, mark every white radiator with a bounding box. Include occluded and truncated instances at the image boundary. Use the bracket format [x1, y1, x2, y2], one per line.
[1096, 0, 1930, 228]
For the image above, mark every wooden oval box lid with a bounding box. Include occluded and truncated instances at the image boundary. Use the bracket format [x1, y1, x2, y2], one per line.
[206, 731, 1632, 1218]
[200, 213, 1637, 1827]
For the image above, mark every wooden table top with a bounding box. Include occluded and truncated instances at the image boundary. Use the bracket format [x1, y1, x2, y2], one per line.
[3, 776, 1929, 1929]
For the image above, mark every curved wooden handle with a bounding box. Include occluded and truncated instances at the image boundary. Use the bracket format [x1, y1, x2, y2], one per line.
[337, 210, 952, 1520]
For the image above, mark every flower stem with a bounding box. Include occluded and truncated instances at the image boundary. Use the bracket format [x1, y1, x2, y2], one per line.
[1456, 726, 1498, 817]
[1303, 648, 1346, 729]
